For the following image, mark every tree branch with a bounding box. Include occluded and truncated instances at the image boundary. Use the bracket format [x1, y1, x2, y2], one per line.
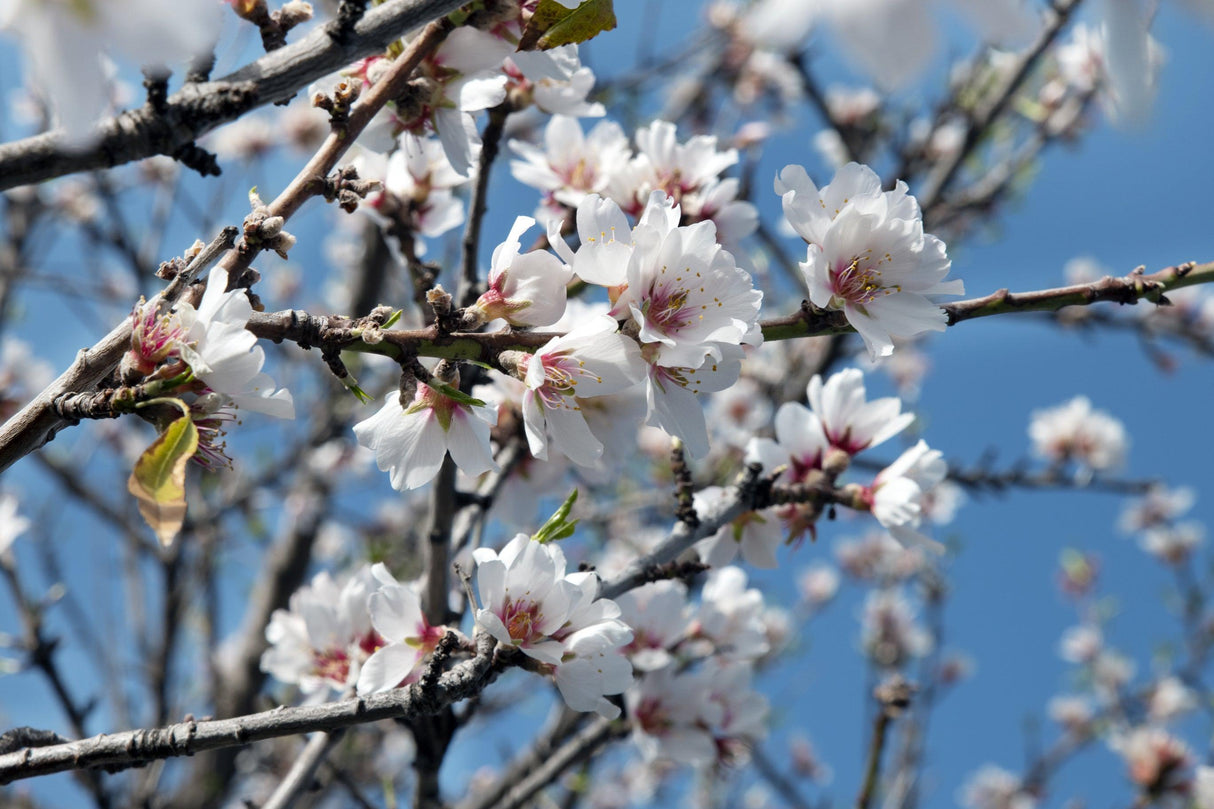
[0, 0, 469, 191]
[0, 636, 499, 785]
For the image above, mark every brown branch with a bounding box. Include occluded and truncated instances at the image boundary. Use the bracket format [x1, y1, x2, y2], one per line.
[760, 261, 1214, 343]
[260, 729, 347, 809]
[0, 636, 500, 785]
[0, 0, 470, 191]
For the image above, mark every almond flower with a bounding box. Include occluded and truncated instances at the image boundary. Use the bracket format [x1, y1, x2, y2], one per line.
[868, 439, 949, 552]
[466, 216, 572, 327]
[0, 0, 221, 140]
[356, 565, 446, 694]
[176, 267, 294, 419]
[1028, 396, 1128, 476]
[473, 533, 633, 717]
[503, 315, 646, 467]
[808, 367, 913, 454]
[777, 162, 964, 358]
[354, 382, 498, 491]
[261, 567, 384, 696]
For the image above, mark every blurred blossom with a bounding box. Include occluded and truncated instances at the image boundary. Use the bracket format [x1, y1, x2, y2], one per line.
[1028, 396, 1128, 476]
[1119, 485, 1196, 534]
[0, 339, 53, 420]
[797, 564, 840, 606]
[207, 115, 279, 162]
[836, 531, 925, 582]
[1057, 548, 1100, 597]
[1092, 650, 1136, 697]
[0, 492, 30, 555]
[1148, 676, 1196, 722]
[704, 377, 773, 450]
[616, 581, 690, 672]
[860, 588, 931, 668]
[1058, 623, 1102, 664]
[691, 567, 771, 661]
[1064, 255, 1110, 285]
[958, 764, 1037, 809]
[1048, 695, 1095, 735]
[1110, 726, 1193, 796]
[1138, 522, 1204, 565]
[789, 733, 832, 783]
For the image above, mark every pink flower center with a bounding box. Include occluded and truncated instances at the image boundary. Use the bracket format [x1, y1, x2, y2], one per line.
[313, 648, 351, 685]
[536, 353, 602, 409]
[501, 597, 545, 645]
[831, 253, 899, 306]
[642, 277, 697, 334]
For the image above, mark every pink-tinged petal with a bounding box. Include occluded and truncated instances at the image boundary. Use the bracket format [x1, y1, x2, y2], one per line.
[368, 585, 425, 643]
[356, 643, 425, 694]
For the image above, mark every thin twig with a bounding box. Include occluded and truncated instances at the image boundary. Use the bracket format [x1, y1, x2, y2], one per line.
[0, 0, 470, 190]
[261, 729, 347, 809]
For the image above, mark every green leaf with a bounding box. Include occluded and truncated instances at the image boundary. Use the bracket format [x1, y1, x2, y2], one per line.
[533, 488, 579, 544]
[518, 0, 616, 52]
[429, 381, 488, 408]
[127, 411, 198, 547]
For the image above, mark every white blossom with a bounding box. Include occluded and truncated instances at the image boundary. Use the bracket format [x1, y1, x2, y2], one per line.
[777, 162, 963, 357]
[0, 0, 221, 140]
[868, 440, 948, 552]
[1028, 396, 1128, 474]
[513, 316, 646, 467]
[357, 565, 446, 694]
[176, 267, 295, 419]
[353, 383, 498, 491]
[261, 567, 383, 696]
[467, 216, 572, 327]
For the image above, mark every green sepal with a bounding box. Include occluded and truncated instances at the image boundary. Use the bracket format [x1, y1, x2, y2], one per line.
[533, 489, 579, 544]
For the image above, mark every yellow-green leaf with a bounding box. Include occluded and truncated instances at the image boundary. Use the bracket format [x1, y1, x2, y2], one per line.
[127, 413, 198, 547]
[518, 0, 616, 52]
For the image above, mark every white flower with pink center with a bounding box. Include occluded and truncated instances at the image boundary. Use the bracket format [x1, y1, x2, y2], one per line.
[175, 267, 295, 419]
[808, 368, 913, 455]
[506, 316, 645, 467]
[692, 567, 770, 661]
[356, 564, 447, 694]
[616, 581, 691, 672]
[467, 216, 572, 327]
[612, 192, 762, 368]
[509, 115, 631, 219]
[473, 534, 633, 719]
[261, 566, 385, 696]
[1028, 396, 1128, 475]
[353, 381, 498, 491]
[777, 162, 963, 358]
[473, 533, 574, 664]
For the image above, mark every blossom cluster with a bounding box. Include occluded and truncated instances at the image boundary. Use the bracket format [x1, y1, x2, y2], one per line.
[741, 367, 959, 557]
[616, 568, 775, 766]
[473, 533, 634, 718]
